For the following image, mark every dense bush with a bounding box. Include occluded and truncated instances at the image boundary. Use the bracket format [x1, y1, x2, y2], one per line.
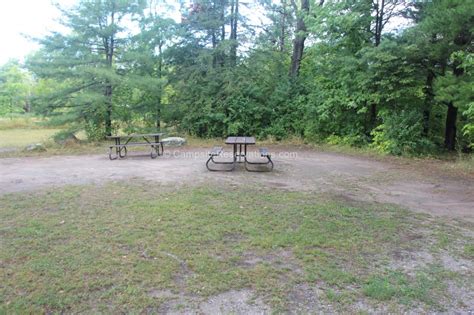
[371, 110, 434, 155]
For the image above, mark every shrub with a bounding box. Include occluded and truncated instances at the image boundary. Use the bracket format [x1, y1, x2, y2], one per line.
[371, 109, 434, 155]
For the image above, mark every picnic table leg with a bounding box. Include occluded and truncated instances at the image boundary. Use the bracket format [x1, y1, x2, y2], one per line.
[109, 146, 118, 160]
[158, 135, 164, 156]
[120, 136, 134, 158]
[119, 146, 127, 158]
[115, 138, 120, 157]
[150, 145, 158, 159]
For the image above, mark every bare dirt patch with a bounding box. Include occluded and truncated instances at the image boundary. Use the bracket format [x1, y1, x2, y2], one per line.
[1, 146, 473, 221]
[199, 289, 271, 315]
[286, 283, 334, 314]
[154, 289, 271, 314]
[447, 281, 474, 312]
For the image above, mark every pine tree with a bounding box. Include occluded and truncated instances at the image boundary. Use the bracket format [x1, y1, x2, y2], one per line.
[27, 0, 146, 138]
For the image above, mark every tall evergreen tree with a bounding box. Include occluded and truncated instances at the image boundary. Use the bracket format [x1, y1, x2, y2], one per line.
[412, 0, 473, 150]
[27, 0, 146, 138]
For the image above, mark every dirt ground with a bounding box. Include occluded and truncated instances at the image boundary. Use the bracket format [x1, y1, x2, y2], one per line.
[1, 146, 473, 222]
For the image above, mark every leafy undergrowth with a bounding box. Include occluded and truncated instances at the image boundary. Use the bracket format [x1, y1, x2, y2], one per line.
[0, 183, 472, 313]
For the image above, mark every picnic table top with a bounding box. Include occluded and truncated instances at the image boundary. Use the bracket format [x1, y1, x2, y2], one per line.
[225, 136, 256, 145]
[107, 133, 164, 139]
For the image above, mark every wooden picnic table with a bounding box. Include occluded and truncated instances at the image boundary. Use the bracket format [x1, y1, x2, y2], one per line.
[225, 136, 256, 163]
[107, 133, 165, 160]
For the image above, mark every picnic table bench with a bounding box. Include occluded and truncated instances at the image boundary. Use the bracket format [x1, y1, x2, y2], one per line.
[107, 133, 164, 160]
[245, 147, 273, 172]
[206, 146, 235, 171]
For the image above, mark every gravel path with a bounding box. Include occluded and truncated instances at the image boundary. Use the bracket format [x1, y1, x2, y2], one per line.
[1, 147, 473, 221]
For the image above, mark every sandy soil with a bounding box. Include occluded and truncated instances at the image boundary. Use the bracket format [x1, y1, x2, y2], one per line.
[0, 146, 473, 221]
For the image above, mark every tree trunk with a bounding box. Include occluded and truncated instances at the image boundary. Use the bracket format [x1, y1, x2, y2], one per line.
[104, 45, 113, 136]
[443, 52, 465, 150]
[105, 39, 113, 137]
[289, 0, 309, 79]
[374, 0, 385, 47]
[221, 0, 225, 43]
[216, 0, 225, 67]
[212, 32, 217, 68]
[369, 103, 377, 130]
[368, 0, 385, 128]
[230, 0, 238, 67]
[23, 99, 31, 113]
[422, 69, 434, 136]
[156, 98, 161, 129]
[444, 103, 457, 151]
[105, 85, 112, 136]
[104, 9, 115, 137]
[9, 99, 13, 120]
[280, 0, 287, 53]
[104, 47, 113, 136]
[156, 42, 163, 129]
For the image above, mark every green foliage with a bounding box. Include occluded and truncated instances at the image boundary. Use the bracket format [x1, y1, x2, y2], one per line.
[0, 60, 33, 116]
[325, 135, 367, 147]
[371, 110, 434, 155]
[26, 0, 149, 139]
[5, 0, 471, 154]
[52, 130, 72, 142]
[298, 0, 473, 153]
[435, 52, 474, 149]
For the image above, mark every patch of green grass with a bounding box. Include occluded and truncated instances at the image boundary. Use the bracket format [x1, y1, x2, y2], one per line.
[0, 114, 48, 130]
[0, 138, 110, 158]
[435, 232, 452, 249]
[0, 183, 472, 313]
[464, 244, 474, 258]
[364, 271, 427, 302]
[363, 267, 451, 309]
[0, 129, 62, 148]
[325, 288, 354, 304]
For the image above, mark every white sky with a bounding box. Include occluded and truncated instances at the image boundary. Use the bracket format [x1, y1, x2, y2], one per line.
[0, 0, 78, 65]
[0, 0, 410, 66]
[0, 0, 184, 65]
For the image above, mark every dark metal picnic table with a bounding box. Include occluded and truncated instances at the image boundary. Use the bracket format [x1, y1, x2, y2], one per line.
[225, 136, 256, 162]
[206, 136, 273, 171]
[107, 133, 164, 160]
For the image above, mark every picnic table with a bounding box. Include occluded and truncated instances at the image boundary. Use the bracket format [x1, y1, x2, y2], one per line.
[107, 133, 164, 160]
[206, 136, 273, 172]
[225, 136, 256, 163]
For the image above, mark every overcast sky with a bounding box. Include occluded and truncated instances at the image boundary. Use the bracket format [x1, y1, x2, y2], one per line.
[0, 0, 77, 65]
[0, 0, 185, 65]
[0, 0, 410, 66]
